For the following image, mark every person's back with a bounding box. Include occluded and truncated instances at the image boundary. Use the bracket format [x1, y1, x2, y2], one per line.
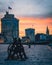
[7, 38, 27, 60]
[18, 38, 28, 59]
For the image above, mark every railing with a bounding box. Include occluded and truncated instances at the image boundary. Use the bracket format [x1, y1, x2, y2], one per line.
[0, 41, 51, 45]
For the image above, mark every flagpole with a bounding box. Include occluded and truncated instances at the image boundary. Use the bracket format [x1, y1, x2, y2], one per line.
[8, 6, 12, 14]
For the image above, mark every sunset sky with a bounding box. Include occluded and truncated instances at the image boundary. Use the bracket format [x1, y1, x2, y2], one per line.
[0, 0, 52, 37]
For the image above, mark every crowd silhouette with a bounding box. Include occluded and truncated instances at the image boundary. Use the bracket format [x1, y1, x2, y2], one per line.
[7, 38, 27, 60]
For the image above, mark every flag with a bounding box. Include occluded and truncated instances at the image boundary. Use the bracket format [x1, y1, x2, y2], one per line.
[8, 6, 12, 10]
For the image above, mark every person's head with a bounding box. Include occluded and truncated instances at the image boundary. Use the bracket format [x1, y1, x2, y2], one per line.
[18, 38, 21, 43]
[13, 38, 17, 43]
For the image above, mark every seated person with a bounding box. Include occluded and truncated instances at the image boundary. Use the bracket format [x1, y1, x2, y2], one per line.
[7, 38, 27, 60]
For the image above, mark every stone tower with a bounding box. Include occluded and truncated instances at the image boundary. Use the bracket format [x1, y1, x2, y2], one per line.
[46, 26, 49, 35]
[1, 11, 19, 43]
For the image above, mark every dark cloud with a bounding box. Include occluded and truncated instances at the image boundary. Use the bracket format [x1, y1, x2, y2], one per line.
[0, 0, 52, 18]
[0, 2, 3, 5]
[0, 0, 12, 13]
[45, 12, 52, 17]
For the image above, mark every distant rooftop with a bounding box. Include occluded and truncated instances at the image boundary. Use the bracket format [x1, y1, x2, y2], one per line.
[4, 11, 14, 19]
[1, 11, 19, 21]
[25, 28, 35, 30]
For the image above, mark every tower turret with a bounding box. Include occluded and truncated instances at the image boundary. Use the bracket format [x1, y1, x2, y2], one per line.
[46, 26, 49, 35]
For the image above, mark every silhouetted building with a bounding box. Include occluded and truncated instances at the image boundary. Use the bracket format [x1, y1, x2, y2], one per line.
[46, 26, 49, 40]
[22, 36, 30, 43]
[49, 35, 52, 41]
[0, 33, 4, 43]
[46, 26, 49, 35]
[35, 33, 46, 41]
[25, 28, 35, 43]
[1, 11, 19, 43]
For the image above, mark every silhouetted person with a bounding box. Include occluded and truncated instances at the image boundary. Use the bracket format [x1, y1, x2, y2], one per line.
[7, 43, 14, 60]
[29, 45, 31, 48]
[7, 38, 27, 60]
[7, 38, 18, 60]
[17, 38, 27, 60]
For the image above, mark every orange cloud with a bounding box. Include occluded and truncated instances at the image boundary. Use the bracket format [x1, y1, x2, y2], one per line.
[18, 17, 52, 37]
[0, 16, 52, 37]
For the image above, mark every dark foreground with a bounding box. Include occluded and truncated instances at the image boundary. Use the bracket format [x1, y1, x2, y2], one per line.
[0, 44, 52, 65]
